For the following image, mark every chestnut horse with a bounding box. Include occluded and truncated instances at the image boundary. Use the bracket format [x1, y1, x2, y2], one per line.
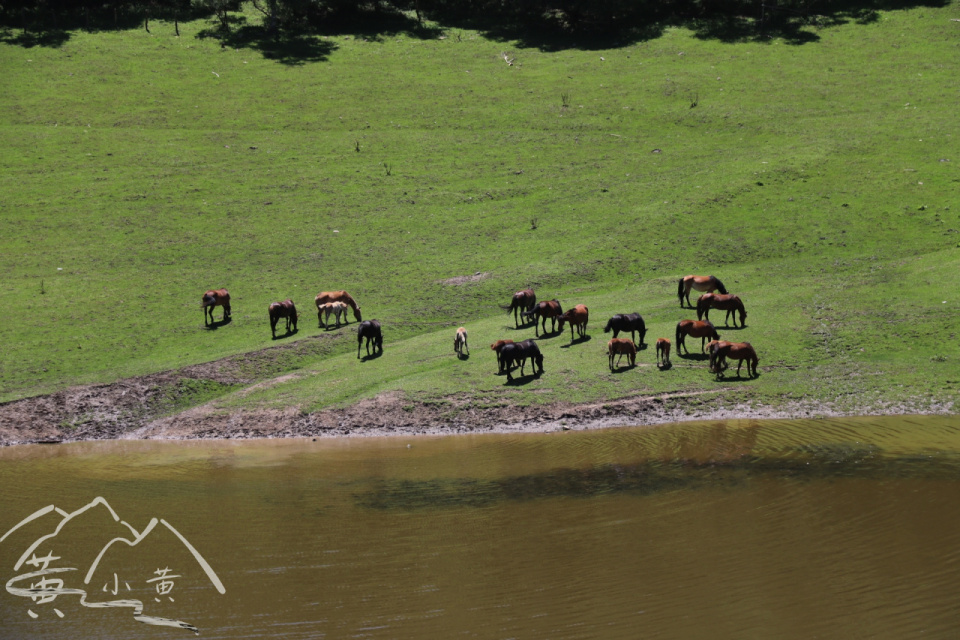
[656, 338, 671, 367]
[557, 304, 589, 342]
[696, 293, 747, 328]
[499, 339, 544, 381]
[268, 299, 298, 338]
[677, 275, 727, 308]
[454, 327, 469, 356]
[490, 339, 515, 373]
[521, 300, 563, 337]
[315, 290, 362, 323]
[675, 320, 720, 355]
[202, 289, 231, 325]
[318, 301, 348, 329]
[709, 340, 759, 378]
[501, 288, 537, 328]
[607, 338, 636, 370]
[357, 320, 382, 358]
[603, 313, 646, 347]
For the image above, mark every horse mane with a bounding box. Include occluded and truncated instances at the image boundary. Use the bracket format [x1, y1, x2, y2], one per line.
[713, 277, 728, 295]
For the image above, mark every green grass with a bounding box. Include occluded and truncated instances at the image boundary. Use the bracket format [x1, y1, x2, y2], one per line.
[1, 5, 958, 416]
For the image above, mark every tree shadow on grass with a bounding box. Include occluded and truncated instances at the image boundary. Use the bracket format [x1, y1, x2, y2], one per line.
[0, 26, 70, 47]
[197, 23, 337, 65]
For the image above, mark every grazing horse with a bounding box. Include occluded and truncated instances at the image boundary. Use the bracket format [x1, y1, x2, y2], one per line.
[201, 289, 231, 325]
[315, 290, 362, 323]
[709, 340, 759, 378]
[603, 313, 646, 347]
[607, 338, 636, 370]
[557, 304, 589, 342]
[357, 320, 382, 358]
[677, 275, 727, 308]
[490, 339, 515, 373]
[656, 338, 671, 367]
[521, 300, 563, 337]
[454, 327, 469, 356]
[675, 320, 720, 355]
[318, 301, 348, 329]
[268, 299, 298, 338]
[500, 339, 544, 381]
[501, 288, 537, 328]
[696, 293, 747, 328]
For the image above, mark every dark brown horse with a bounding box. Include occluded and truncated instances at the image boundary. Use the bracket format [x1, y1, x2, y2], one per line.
[315, 290, 362, 323]
[696, 293, 747, 327]
[499, 339, 544, 381]
[268, 299, 298, 338]
[709, 340, 759, 378]
[607, 338, 636, 370]
[501, 288, 537, 328]
[491, 339, 515, 373]
[656, 338, 671, 367]
[202, 289, 231, 325]
[675, 320, 720, 355]
[557, 304, 589, 342]
[678, 275, 727, 308]
[357, 320, 382, 358]
[603, 313, 646, 347]
[521, 300, 563, 337]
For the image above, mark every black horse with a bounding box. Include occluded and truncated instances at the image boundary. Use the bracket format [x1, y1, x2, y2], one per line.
[499, 339, 544, 381]
[268, 299, 298, 339]
[357, 320, 383, 358]
[603, 313, 646, 347]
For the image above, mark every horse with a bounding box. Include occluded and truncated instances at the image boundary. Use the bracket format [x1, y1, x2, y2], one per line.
[696, 293, 747, 327]
[521, 300, 563, 337]
[557, 304, 589, 342]
[318, 301, 348, 329]
[501, 288, 536, 328]
[268, 299, 298, 338]
[656, 338, 671, 367]
[490, 339, 515, 373]
[454, 327, 469, 356]
[315, 290, 362, 323]
[500, 339, 544, 381]
[603, 313, 646, 347]
[607, 338, 636, 370]
[201, 289, 231, 325]
[675, 320, 720, 355]
[709, 340, 759, 378]
[357, 320, 382, 358]
[677, 275, 727, 308]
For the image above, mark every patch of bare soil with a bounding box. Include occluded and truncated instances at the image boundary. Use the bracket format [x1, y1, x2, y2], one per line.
[437, 272, 491, 285]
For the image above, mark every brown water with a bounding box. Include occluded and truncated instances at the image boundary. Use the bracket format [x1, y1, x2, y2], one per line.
[2, 415, 959, 639]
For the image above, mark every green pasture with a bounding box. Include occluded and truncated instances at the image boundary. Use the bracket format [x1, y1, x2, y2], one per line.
[0, 4, 958, 416]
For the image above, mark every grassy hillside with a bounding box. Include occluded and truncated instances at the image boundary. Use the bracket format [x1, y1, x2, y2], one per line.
[1, 4, 957, 416]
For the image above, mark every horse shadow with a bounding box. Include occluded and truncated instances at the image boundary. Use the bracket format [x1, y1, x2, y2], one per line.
[720, 324, 747, 330]
[715, 371, 761, 382]
[679, 352, 710, 361]
[560, 334, 592, 349]
[505, 372, 541, 386]
[508, 320, 537, 330]
[204, 317, 232, 330]
[457, 352, 471, 361]
[272, 328, 298, 341]
[610, 364, 636, 374]
[658, 362, 673, 371]
[360, 350, 383, 362]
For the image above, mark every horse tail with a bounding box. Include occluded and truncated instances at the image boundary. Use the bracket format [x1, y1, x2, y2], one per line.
[677, 278, 685, 303]
[603, 318, 612, 333]
[714, 277, 728, 295]
[675, 322, 682, 346]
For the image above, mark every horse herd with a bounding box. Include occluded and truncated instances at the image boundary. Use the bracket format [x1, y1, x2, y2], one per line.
[200, 273, 759, 380]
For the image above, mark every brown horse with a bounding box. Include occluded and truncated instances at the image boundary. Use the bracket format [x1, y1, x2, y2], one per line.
[696, 293, 747, 327]
[521, 300, 563, 337]
[675, 320, 720, 355]
[656, 338, 671, 367]
[490, 339, 515, 373]
[557, 304, 589, 342]
[501, 288, 536, 328]
[315, 290, 362, 323]
[709, 340, 759, 378]
[454, 327, 469, 356]
[678, 275, 727, 308]
[268, 299, 298, 338]
[607, 338, 636, 370]
[202, 289, 231, 325]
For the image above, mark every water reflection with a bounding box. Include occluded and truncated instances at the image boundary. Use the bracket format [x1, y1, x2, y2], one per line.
[1, 416, 959, 639]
